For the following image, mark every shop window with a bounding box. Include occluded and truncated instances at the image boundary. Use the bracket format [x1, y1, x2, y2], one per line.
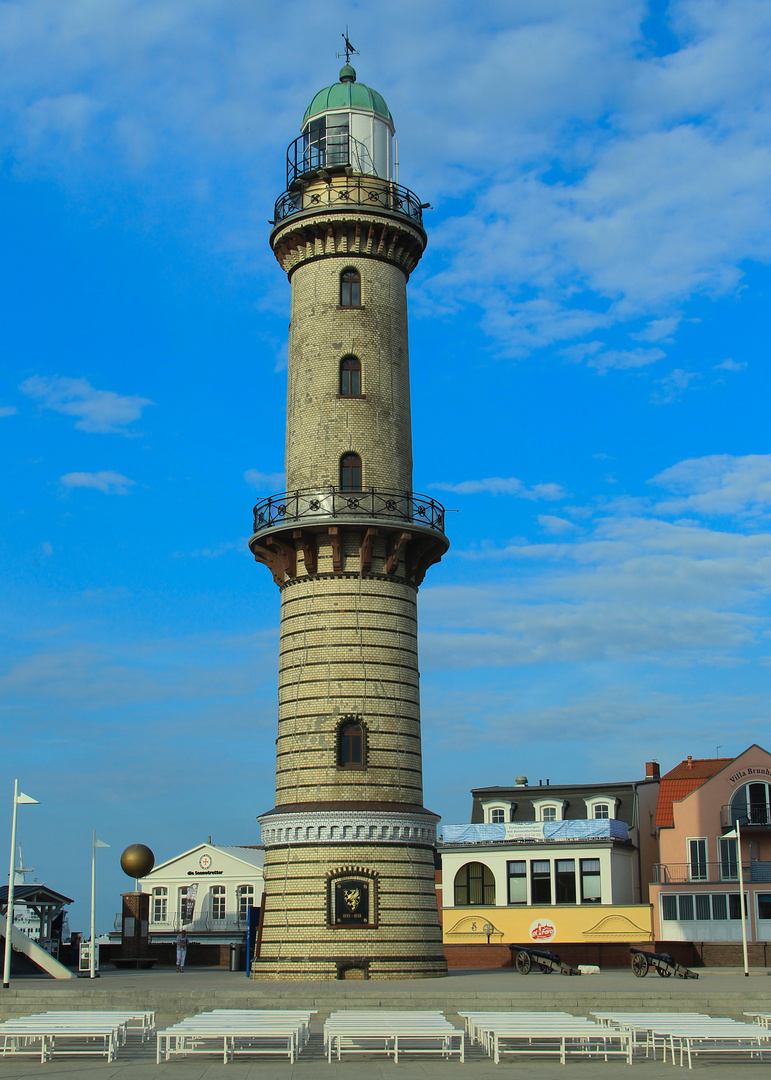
[695, 894, 711, 920]
[338, 719, 365, 768]
[211, 885, 226, 921]
[340, 453, 362, 491]
[678, 894, 694, 921]
[661, 894, 677, 920]
[340, 268, 361, 307]
[237, 885, 254, 923]
[729, 894, 744, 920]
[340, 355, 361, 396]
[531, 860, 551, 904]
[711, 893, 727, 920]
[152, 888, 167, 923]
[555, 859, 576, 904]
[507, 861, 527, 905]
[757, 893, 771, 920]
[454, 862, 495, 906]
[580, 859, 602, 903]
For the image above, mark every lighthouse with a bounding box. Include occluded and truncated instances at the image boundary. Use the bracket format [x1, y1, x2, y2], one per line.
[249, 59, 449, 979]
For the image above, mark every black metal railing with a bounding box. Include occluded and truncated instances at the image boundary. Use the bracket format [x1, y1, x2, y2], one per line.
[252, 487, 445, 536]
[274, 175, 424, 227]
[287, 131, 378, 187]
[721, 803, 771, 828]
[650, 861, 771, 884]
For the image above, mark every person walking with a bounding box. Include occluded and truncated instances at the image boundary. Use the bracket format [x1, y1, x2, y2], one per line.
[175, 929, 189, 972]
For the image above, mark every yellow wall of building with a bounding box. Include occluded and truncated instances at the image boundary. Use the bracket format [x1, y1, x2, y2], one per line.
[443, 905, 653, 945]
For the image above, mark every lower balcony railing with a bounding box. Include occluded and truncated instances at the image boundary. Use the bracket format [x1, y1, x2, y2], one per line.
[653, 861, 771, 884]
[251, 487, 446, 537]
[720, 804, 771, 828]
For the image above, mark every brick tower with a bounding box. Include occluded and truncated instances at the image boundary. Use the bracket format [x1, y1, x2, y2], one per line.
[249, 62, 448, 980]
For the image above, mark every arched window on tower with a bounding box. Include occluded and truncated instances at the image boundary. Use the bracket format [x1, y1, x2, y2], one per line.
[338, 717, 366, 769]
[340, 453, 362, 491]
[340, 268, 361, 307]
[340, 355, 361, 397]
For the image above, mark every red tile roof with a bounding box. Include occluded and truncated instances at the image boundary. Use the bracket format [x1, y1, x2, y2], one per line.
[655, 757, 733, 828]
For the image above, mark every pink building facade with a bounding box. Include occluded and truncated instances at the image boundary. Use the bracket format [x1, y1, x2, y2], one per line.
[650, 745, 771, 951]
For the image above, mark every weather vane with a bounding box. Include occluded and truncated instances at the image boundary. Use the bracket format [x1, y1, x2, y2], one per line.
[337, 26, 359, 65]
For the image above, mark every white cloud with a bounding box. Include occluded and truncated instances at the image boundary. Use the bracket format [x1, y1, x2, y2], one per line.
[713, 358, 747, 372]
[244, 469, 285, 490]
[20, 375, 153, 434]
[652, 367, 698, 404]
[633, 316, 682, 343]
[60, 470, 135, 495]
[430, 477, 566, 499]
[0, 404, 18, 417]
[538, 515, 577, 534]
[587, 347, 665, 373]
[652, 454, 771, 518]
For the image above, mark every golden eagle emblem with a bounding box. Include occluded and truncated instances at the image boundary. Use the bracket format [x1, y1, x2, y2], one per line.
[343, 888, 361, 911]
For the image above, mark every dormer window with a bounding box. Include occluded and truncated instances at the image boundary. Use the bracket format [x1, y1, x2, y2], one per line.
[483, 801, 511, 824]
[491, 809, 505, 824]
[532, 798, 565, 822]
[584, 796, 619, 820]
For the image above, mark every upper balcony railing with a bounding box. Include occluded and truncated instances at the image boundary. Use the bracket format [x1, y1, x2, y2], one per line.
[652, 861, 771, 884]
[274, 174, 424, 228]
[251, 487, 446, 538]
[286, 130, 377, 187]
[720, 804, 771, 829]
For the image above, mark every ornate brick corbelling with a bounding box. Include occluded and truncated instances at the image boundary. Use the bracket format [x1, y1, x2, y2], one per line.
[258, 808, 439, 847]
[271, 213, 426, 279]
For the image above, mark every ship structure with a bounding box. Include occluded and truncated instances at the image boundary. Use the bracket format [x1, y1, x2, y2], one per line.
[249, 61, 449, 979]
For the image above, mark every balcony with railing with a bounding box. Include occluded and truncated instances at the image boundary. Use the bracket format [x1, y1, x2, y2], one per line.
[273, 131, 424, 227]
[652, 861, 771, 884]
[720, 803, 771, 829]
[251, 487, 446, 541]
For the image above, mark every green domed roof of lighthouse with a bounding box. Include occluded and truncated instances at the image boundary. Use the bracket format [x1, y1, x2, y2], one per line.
[302, 65, 394, 127]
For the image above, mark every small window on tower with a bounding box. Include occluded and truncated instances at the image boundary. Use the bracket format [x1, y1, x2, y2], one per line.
[338, 719, 365, 768]
[340, 453, 362, 491]
[340, 356, 361, 396]
[340, 269, 361, 307]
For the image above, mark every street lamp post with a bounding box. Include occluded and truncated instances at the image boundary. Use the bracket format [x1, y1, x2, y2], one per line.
[3, 780, 39, 989]
[90, 832, 110, 979]
[724, 818, 749, 977]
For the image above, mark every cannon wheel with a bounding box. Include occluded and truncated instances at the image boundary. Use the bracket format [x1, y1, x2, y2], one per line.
[656, 966, 672, 978]
[631, 952, 649, 978]
[540, 965, 553, 974]
[515, 950, 532, 975]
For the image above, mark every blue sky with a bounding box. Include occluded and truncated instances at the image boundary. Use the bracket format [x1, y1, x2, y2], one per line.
[1, 0, 770, 934]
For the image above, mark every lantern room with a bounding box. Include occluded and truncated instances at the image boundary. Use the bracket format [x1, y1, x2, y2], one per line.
[286, 64, 396, 187]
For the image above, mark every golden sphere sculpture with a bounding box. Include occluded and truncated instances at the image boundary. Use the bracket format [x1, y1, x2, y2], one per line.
[120, 844, 155, 879]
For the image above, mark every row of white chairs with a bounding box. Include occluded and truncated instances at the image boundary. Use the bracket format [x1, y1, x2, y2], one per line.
[460, 1011, 632, 1065]
[156, 1009, 316, 1065]
[592, 1011, 771, 1069]
[0, 1009, 156, 1063]
[324, 1010, 464, 1064]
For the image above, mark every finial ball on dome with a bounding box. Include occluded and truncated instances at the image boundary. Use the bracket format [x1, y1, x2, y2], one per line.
[339, 63, 356, 83]
[120, 843, 155, 878]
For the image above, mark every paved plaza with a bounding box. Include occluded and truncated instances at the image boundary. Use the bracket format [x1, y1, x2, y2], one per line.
[1, 967, 769, 1078]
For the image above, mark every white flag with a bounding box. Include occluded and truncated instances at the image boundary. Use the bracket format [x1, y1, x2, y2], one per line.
[17, 792, 39, 805]
[94, 840, 110, 848]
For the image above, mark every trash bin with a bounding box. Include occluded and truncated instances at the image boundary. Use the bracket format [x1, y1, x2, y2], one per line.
[229, 943, 238, 971]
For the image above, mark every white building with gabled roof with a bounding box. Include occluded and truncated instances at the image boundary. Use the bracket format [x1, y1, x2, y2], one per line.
[137, 843, 264, 946]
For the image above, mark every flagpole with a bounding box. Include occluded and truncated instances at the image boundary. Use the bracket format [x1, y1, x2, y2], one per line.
[90, 831, 97, 979]
[3, 781, 38, 990]
[736, 818, 749, 977]
[3, 781, 20, 989]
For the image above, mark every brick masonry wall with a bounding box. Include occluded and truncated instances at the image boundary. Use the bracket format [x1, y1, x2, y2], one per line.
[285, 243, 414, 494]
[276, 562, 422, 806]
[254, 841, 446, 980]
[443, 940, 770, 969]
